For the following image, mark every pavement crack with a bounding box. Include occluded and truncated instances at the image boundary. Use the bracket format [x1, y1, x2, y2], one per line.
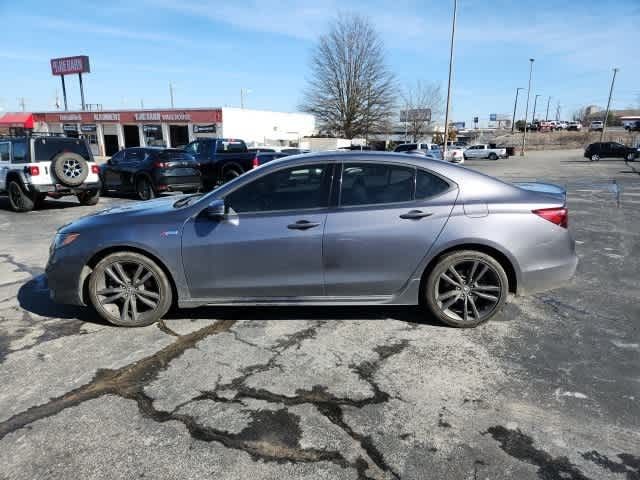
[157, 319, 181, 337]
[0, 319, 237, 440]
[0, 253, 44, 278]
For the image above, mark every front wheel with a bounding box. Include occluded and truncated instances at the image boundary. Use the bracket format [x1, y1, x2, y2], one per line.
[77, 189, 100, 206]
[7, 181, 35, 212]
[591, 154, 600, 162]
[88, 252, 173, 327]
[626, 152, 636, 162]
[136, 176, 155, 201]
[424, 250, 509, 328]
[488, 153, 498, 160]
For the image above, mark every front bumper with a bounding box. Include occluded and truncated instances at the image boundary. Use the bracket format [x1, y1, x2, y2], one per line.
[45, 247, 90, 306]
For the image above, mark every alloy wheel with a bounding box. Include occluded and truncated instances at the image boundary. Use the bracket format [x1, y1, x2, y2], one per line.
[9, 182, 24, 210]
[434, 259, 503, 324]
[94, 260, 162, 324]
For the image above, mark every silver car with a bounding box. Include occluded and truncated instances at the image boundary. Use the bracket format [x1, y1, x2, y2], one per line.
[46, 152, 577, 328]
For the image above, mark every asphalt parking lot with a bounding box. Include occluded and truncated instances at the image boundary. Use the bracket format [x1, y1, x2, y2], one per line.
[0, 149, 638, 480]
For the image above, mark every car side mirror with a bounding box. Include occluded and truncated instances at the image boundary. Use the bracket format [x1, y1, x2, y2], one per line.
[205, 199, 226, 219]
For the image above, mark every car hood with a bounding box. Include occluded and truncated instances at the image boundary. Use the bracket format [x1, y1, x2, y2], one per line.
[59, 196, 190, 233]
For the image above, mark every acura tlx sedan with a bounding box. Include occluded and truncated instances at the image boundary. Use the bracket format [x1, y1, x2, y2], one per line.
[46, 152, 578, 328]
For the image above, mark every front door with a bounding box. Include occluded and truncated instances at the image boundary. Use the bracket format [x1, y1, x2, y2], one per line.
[102, 150, 126, 190]
[323, 162, 457, 297]
[181, 162, 334, 299]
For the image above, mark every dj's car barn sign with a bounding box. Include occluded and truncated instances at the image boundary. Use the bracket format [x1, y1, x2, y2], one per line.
[50, 56, 91, 111]
[50, 56, 91, 75]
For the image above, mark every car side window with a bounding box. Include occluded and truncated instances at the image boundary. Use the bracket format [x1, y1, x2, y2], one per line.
[110, 151, 124, 164]
[125, 149, 143, 164]
[225, 163, 331, 214]
[0, 143, 10, 161]
[185, 142, 199, 155]
[340, 163, 414, 207]
[415, 170, 450, 199]
[11, 142, 27, 163]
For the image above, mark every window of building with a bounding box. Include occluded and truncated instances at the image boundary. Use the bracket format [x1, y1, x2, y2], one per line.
[143, 125, 164, 147]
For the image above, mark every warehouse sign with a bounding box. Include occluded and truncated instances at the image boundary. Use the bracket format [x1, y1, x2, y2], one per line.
[50, 56, 91, 76]
[400, 108, 431, 122]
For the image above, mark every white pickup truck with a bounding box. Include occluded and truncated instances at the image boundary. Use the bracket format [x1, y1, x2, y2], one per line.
[463, 144, 508, 160]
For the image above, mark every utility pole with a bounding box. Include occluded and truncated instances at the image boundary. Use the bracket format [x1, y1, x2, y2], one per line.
[555, 102, 561, 121]
[140, 99, 144, 109]
[442, 0, 458, 158]
[532, 94, 541, 123]
[18, 97, 26, 112]
[545, 96, 551, 121]
[511, 87, 523, 133]
[169, 82, 175, 109]
[240, 88, 244, 109]
[601, 68, 618, 142]
[521, 58, 534, 156]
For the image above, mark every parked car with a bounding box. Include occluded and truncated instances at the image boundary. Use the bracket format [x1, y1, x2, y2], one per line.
[624, 120, 640, 132]
[100, 147, 201, 200]
[536, 121, 553, 132]
[589, 121, 604, 131]
[394, 143, 443, 160]
[463, 144, 508, 160]
[46, 152, 577, 329]
[444, 147, 465, 163]
[567, 121, 582, 131]
[183, 138, 256, 190]
[0, 133, 101, 212]
[584, 142, 638, 162]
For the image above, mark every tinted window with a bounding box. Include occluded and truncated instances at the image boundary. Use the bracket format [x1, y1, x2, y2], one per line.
[225, 163, 331, 213]
[340, 163, 414, 206]
[184, 142, 200, 155]
[12, 141, 28, 163]
[33, 138, 89, 162]
[416, 170, 450, 199]
[158, 150, 196, 162]
[125, 149, 144, 163]
[110, 151, 124, 164]
[0, 143, 9, 161]
[216, 140, 246, 153]
[394, 144, 416, 152]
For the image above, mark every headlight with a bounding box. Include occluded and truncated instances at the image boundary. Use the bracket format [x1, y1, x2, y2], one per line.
[52, 233, 80, 251]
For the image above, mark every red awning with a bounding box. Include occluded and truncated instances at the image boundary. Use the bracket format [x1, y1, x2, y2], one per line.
[0, 113, 34, 129]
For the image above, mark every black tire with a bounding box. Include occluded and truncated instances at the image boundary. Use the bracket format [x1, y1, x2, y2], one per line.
[136, 176, 155, 201]
[424, 250, 509, 328]
[591, 154, 600, 162]
[489, 153, 498, 160]
[7, 180, 35, 212]
[626, 152, 636, 162]
[223, 168, 242, 183]
[88, 252, 173, 327]
[77, 189, 100, 206]
[52, 152, 89, 187]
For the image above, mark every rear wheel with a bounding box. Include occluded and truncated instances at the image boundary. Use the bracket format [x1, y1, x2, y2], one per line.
[88, 252, 172, 327]
[489, 153, 498, 160]
[223, 168, 242, 183]
[7, 180, 35, 212]
[77, 189, 100, 206]
[424, 250, 508, 328]
[626, 152, 636, 162]
[136, 176, 155, 201]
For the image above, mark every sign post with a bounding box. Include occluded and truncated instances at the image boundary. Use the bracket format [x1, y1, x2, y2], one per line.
[50, 56, 90, 112]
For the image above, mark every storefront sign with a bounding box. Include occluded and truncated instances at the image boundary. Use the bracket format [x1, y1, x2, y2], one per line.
[63, 124, 78, 132]
[94, 113, 120, 121]
[135, 113, 161, 121]
[194, 124, 217, 133]
[143, 125, 162, 132]
[51, 56, 91, 76]
[80, 124, 97, 132]
[60, 114, 82, 121]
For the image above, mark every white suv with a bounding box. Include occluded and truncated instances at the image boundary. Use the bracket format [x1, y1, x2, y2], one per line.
[0, 134, 101, 212]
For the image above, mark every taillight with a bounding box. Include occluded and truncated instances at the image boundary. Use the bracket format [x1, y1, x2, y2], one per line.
[533, 207, 568, 228]
[154, 162, 168, 168]
[91, 165, 100, 174]
[252, 156, 260, 169]
[28, 166, 40, 176]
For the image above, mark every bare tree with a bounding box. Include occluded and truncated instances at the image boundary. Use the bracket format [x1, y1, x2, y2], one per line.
[401, 81, 443, 142]
[572, 106, 586, 123]
[300, 14, 396, 139]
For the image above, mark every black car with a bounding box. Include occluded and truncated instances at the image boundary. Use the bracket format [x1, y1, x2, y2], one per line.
[100, 147, 201, 200]
[625, 121, 640, 132]
[584, 142, 638, 162]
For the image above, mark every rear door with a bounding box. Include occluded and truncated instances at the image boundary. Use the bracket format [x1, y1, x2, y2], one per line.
[0, 142, 11, 190]
[102, 150, 125, 190]
[323, 161, 457, 297]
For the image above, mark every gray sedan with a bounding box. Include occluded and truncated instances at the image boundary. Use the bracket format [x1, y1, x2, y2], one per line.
[46, 152, 577, 328]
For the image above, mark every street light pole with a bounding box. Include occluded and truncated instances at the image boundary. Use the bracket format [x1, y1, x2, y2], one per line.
[545, 96, 551, 121]
[600, 68, 619, 142]
[442, 0, 457, 159]
[511, 87, 523, 133]
[532, 94, 541, 123]
[521, 58, 534, 156]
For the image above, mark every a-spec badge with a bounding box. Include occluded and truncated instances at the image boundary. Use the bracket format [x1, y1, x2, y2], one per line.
[160, 230, 179, 237]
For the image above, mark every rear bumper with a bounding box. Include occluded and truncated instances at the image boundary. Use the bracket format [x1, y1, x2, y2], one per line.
[30, 181, 101, 195]
[519, 253, 578, 295]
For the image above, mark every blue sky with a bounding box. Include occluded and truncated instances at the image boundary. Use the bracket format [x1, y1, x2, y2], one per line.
[1, 0, 638, 127]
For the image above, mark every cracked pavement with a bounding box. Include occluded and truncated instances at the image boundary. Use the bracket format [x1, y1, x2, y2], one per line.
[0, 150, 638, 479]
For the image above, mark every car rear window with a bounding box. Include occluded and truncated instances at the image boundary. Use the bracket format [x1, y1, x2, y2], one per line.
[415, 170, 450, 199]
[216, 140, 246, 153]
[158, 150, 196, 162]
[34, 138, 90, 162]
[394, 144, 416, 152]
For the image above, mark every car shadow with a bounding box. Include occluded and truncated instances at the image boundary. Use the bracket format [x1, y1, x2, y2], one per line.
[18, 275, 444, 328]
[0, 198, 80, 212]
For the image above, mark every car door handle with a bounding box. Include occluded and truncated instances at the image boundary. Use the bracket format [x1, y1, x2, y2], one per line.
[287, 220, 321, 230]
[399, 210, 433, 220]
